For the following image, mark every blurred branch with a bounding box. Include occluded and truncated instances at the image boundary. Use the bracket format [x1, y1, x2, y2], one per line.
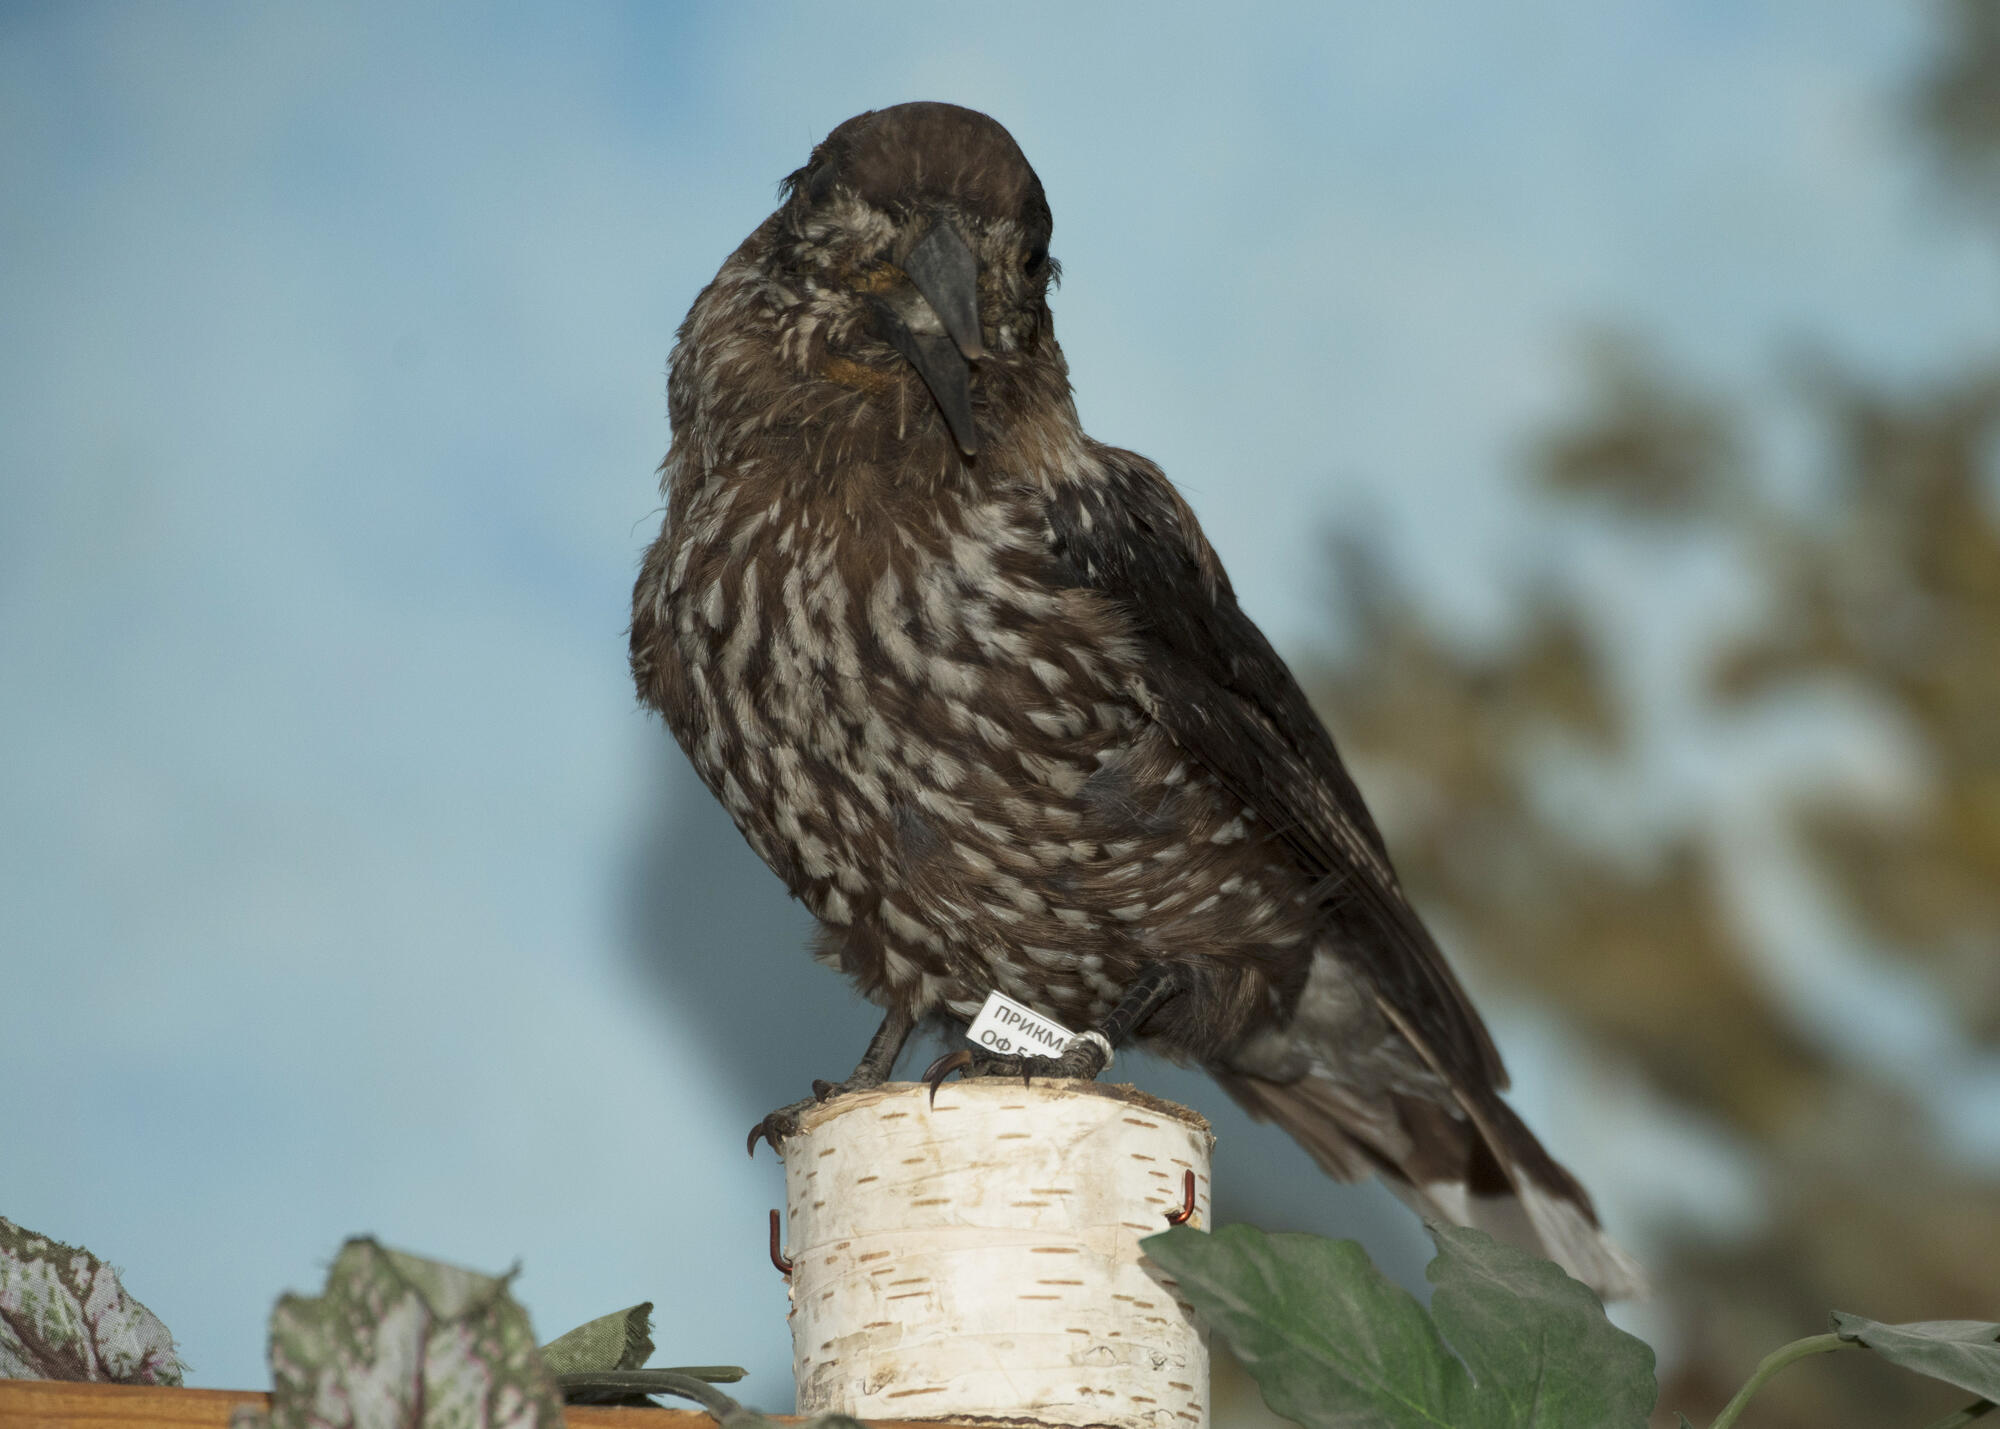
[1308, 335, 2000, 1429]
[1713, 370, 2000, 1040]
[1531, 332, 1746, 521]
[1917, 0, 2000, 211]
[1311, 535, 1830, 1142]
[1299, 11, 2000, 1424]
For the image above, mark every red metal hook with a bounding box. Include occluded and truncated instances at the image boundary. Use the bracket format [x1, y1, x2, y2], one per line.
[1163, 1169, 1197, 1226]
[769, 1208, 793, 1276]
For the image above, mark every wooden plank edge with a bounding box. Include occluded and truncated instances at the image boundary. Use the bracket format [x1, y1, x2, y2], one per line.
[0, 1380, 984, 1429]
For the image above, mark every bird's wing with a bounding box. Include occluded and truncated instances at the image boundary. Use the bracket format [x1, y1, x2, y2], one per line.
[1043, 442, 1507, 1090]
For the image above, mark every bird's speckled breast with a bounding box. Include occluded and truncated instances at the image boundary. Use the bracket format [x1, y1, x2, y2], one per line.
[649, 450, 1306, 1038]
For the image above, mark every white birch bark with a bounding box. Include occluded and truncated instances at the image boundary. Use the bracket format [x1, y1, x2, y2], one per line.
[782, 1080, 1212, 1429]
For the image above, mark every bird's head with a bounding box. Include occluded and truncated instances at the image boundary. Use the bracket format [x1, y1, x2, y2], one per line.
[771, 102, 1058, 458]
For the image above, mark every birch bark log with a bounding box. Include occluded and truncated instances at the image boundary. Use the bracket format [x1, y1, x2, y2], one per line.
[783, 1081, 1213, 1429]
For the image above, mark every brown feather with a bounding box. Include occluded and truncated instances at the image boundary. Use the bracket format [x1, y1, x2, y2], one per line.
[630, 101, 1642, 1296]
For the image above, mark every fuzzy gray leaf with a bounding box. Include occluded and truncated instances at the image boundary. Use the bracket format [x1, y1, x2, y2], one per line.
[268, 1238, 562, 1429]
[0, 1217, 183, 1385]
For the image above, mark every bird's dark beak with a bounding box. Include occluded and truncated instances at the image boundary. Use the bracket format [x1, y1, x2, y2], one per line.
[879, 323, 980, 458]
[871, 222, 984, 457]
[903, 222, 985, 362]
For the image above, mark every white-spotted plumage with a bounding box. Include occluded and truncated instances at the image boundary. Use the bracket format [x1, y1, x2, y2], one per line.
[630, 101, 1644, 1298]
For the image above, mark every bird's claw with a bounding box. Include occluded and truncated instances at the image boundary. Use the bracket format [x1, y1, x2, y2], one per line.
[969, 1052, 1063, 1088]
[746, 1101, 811, 1158]
[751, 1073, 891, 1156]
[922, 1049, 976, 1104]
[922, 1038, 1110, 1105]
[746, 1119, 782, 1159]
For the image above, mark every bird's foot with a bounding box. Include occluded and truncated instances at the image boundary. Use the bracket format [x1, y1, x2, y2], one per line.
[745, 1098, 816, 1158]
[809, 1064, 887, 1103]
[746, 1068, 893, 1157]
[921, 1034, 1111, 1103]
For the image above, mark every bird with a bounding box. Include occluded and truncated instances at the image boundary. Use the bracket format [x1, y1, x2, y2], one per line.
[630, 101, 1642, 1297]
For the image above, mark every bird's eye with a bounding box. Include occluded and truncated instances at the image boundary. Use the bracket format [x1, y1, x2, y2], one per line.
[1025, 242, 1048, 276]
[806, 163, 839, 204]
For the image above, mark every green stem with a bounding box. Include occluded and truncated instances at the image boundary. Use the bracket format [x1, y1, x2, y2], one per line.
[1707, 1333, 1851, 1429]
[1919, 1400, 1996, 1429]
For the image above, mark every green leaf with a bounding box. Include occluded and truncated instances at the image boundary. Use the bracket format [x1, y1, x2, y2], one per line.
[0, 1216, 183, 1385]
[539, 1302, 656, 1374]
[1426, 1224, 1655, 1429]
[268, 1238, 564, 1429]
[1144, 1223, 1657, 1429]
[1833, 1313, 2000, 1401]
[1144, 1223, 1476, 1428]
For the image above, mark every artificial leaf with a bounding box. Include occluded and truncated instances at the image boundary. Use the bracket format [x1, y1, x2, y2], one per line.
[553, 1367, 755, 1413]
[1144, 1223, 1477, 1428]
[267, 1237, 562, 1429]
[1147, 1223, 1659, 1428]
[0, 1217, 182, 1384]
[1832, 1312, 2000, 1401]
[539, 1302, 655, 1374]
[1426, 1224, 1655, 1428]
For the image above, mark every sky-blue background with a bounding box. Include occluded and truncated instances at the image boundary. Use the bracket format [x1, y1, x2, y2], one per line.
[4, 1, 1995, 1406]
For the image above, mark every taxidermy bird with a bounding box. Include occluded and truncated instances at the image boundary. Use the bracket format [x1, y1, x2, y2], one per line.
[630, 101, 1642, 1297]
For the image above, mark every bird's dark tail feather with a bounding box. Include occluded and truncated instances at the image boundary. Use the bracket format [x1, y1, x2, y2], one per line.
[1213, 1069, 1648, 1301]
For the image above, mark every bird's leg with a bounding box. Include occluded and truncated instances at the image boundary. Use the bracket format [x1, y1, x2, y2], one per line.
[1093, 960, 1188, 1050]
[749, 1005, 915, 1156]
[811, 1003, 916, 1101]
[924, 962, 1190, 1097]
